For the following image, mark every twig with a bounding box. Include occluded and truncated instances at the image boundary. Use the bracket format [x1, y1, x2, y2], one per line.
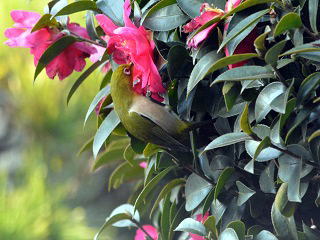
[70, 33, 107, 48]
[130, 218, 154, 240]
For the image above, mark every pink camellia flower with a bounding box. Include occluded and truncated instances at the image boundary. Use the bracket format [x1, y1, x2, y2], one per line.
[135, 225, 158, 240]
[4, 10, 96, 80]
[139, 161, 148, 169]
[189, 212, 209, 240]
[183, 4, 224, 48]
[95, 0, 165, 101]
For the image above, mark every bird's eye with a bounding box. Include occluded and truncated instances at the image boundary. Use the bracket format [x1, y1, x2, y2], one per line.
[123, 67, 131, 75]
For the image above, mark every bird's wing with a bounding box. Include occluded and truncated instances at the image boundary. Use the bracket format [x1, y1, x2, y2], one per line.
[129, 95, 187, 135]
[129, 96, 190, 152]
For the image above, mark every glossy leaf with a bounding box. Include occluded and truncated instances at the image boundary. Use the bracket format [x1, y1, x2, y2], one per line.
[93, 110, 120, 158]
[34, 36, 77, 81]
[214, 167, 235, 200]
[265, 40, 287, 66]
[270, 79, 294, 114]
[218, 9, 269, 52]
[212, 66, 275, 84]
[256, 230, 278, 240]
[240, 104, 253, 135]
[227, 221, 245, 240]
[84, 86, 111, 124]
[309, 0, 319, 33]
[108, 204, 140, 227]
[96, 0, 124, 26]
[52, 1, 98, 17]
[134, 166, 174, 211]
[296, 72, 320, 106]
[274, 13, 302, 37]
[174, 218, 207, 236]
[31, 14, 58, 32]
[255, 82, 286, 122]
[218, 228, 239, 240]
[236, 181, 255, 206]
[185, 173, 213, 211]
[259, 161, 276, 194]
[150, 178, 186, 217]
[203, 132, 251, 152]
[142, 0, 189, 31]
[274, 183, 297, 217]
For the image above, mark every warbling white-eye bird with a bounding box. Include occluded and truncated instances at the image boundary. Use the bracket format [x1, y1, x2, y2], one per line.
[110, 63, 194, 152]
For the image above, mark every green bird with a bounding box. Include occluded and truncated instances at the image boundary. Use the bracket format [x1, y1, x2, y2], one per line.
[110, 64, 192, 152]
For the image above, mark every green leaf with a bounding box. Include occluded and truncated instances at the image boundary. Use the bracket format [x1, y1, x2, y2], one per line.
[150, 178, 186, 217]
[134, 166, 174, 211]
[96, 0, 124, 26]
[280, 40, 320, 56]
[86, 10, 100, 41]
[52, 1, 98, 17]
[223, 82, 240, 111]
[177, 0, 225, 18]
[202, 188, 215, 216]
[204, 216, 218, 238]
[34, 35, 77, 81]
[67, 53, 108, 104]
[214, 167, 235, 200]
[84, 86, 111, 124]
[94, 213, 132, 240]
[296, 72, 320, 106]
[203, 132, 251, 152]
[270, 79, 294, 114]
[259, 161, 276, 194]
[308, 129, 320, 142]
[274, 13, 302, 37]
[31, 14, 58, 32]
[274, 183, 297, 217]
[77, 137, 94, 156]
[254, 27, 271, 54]
[218, 9, 269, 52]
[187, 51, 221, 95]
[240, 103, 253, 135]
[255, 82, 286, 122]
[185, 173, 213, 211]
[245, 125, 282, 162]
[161, 194, 171, 239]
[271, 202, 299, 240]
[109, 161, 144, 190]
[219, 228, 240, 240]
[236, 181, 255, 206]
[142, 0, 189, 31]
[167, 45, 191, 81]
[227, 221, 245, 240]
[212, 66, 275, 84]
[309, 0, 319, 33]
[254, 137, 271, 160]
[174, 218, 207, 236]
[265, 40, 287, 66]
[123, 144, 136, 166]
[92, 148, 124, 170]
[256, 230, 279, 240]
[143, 143, 160, 157]
[93, 110, 121, 158]
[108, 204, 140, 227]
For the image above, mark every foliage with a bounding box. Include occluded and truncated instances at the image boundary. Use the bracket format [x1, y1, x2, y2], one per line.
[4, 0, 320, 239]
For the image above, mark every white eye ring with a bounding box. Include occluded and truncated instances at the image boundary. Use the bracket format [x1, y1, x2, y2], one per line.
[123, 67, 131, 75]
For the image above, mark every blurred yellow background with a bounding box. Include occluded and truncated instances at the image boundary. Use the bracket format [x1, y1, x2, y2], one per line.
[0, 1, 132, 239]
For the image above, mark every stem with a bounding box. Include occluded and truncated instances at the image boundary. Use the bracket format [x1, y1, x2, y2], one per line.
[271, 66, 289, 87]
[302, 25, 320, 41]
[130, 218, 154, 240]
[70, 33, 107, 48]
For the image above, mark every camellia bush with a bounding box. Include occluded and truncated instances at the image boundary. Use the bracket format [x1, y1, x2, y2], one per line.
[4, 0, 320, 239]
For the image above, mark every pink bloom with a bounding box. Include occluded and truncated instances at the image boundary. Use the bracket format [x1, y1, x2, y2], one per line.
[96, 0, 165, 101]
[189, 212, 209, 240]
[4, 10, 96, 80]
[225, 0, 242, 12]
[135, 225, 158, 240]
[139, 161, 148, 169]
[183, 4, 224, 48]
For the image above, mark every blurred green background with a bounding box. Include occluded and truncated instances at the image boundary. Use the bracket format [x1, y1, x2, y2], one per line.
[0, 1, 133, 239]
